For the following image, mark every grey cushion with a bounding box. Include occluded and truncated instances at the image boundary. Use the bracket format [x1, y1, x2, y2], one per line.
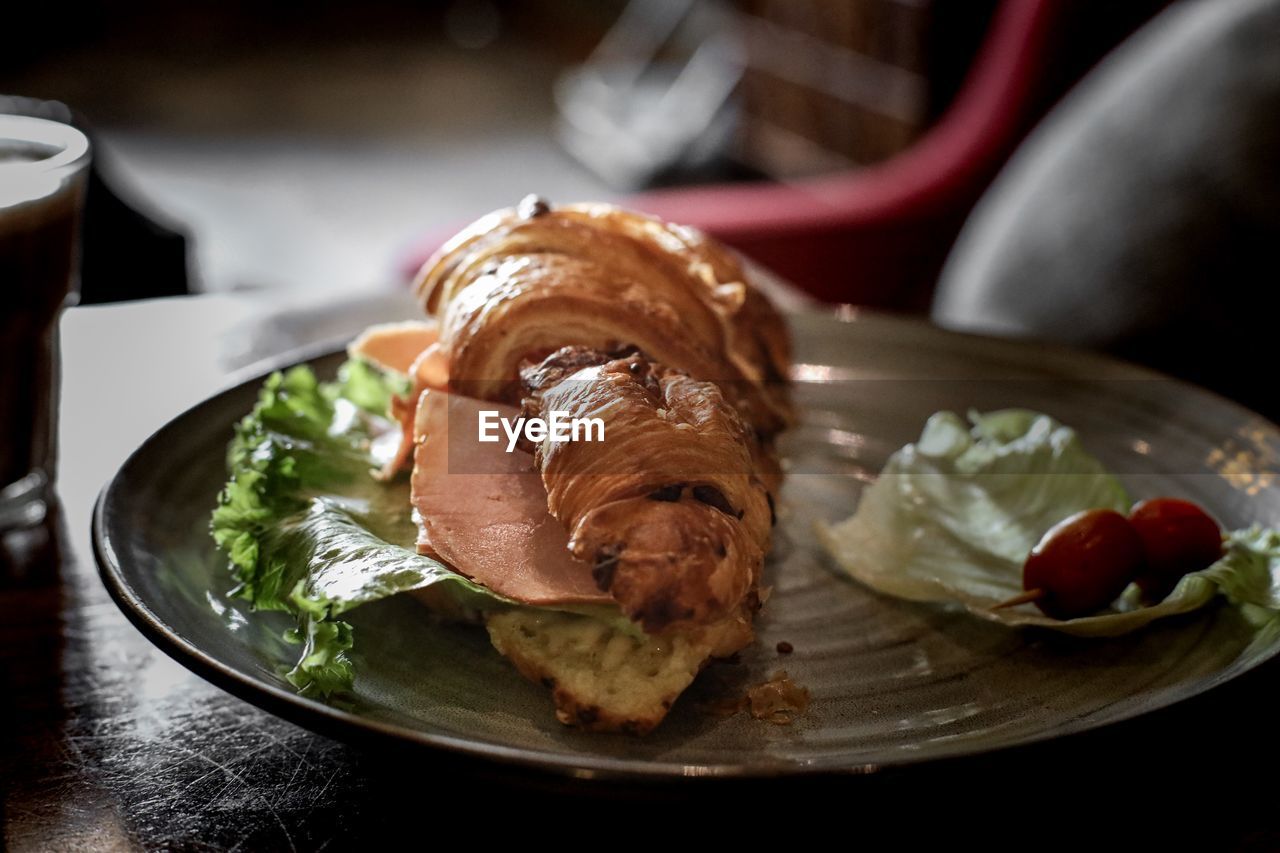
[932, 0, 1280, 415]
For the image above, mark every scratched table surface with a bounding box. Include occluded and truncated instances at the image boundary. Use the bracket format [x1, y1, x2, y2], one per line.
[4, 294, 1280, 850]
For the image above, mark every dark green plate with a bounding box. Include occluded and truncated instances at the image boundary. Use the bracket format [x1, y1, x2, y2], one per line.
[94, 311, 1280, 778]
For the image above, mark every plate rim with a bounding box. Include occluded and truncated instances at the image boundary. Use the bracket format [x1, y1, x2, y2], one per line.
[92, 310, 1280, 780]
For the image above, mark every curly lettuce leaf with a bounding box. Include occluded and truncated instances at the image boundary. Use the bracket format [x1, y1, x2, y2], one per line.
[333, 356, 411, 416]
[818, 409, 1280, 636]
[211, 360, 509, 696]
[210, 363, 400, 608]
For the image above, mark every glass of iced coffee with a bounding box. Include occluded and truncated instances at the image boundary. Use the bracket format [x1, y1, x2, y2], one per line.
[0, 115, 90, 531]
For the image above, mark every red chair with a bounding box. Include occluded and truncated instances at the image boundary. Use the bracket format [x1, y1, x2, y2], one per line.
[634, 0, 1082, 309]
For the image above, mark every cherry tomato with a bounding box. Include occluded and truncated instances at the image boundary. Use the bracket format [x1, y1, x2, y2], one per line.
[1023, 509, 1144, 619]
[1128, 498, 1223, 600]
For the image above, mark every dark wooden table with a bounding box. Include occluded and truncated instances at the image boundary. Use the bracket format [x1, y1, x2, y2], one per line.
[3, 295, 1278, 850]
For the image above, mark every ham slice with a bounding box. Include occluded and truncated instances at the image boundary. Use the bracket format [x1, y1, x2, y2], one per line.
[349, 320, 450, 480]
[410, 389, 610, 606]
[348, 320, 440, 375]
[348, 320, 449, 391]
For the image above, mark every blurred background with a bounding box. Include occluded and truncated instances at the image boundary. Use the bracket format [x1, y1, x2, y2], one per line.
[4, 0, 1278, 409]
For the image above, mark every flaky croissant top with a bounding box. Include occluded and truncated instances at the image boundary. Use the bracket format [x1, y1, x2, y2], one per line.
[414, 199, 792, 437]
[410, 198, 791, 634]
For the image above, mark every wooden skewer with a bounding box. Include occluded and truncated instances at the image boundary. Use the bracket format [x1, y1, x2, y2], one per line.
[991, 588, 1046, 610]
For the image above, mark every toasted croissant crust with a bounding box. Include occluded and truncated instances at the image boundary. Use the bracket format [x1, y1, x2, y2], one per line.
[413, 202, 792, 435]
[519, 347, 772, 633]
[485, 606, 753, 734]
[408, 199, 791, 731]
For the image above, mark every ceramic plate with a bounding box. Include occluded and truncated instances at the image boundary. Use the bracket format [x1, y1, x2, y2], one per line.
[94, 311, 1280, 777]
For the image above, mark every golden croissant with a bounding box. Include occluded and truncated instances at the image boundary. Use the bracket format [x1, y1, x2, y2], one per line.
[352, 198, 791, 733]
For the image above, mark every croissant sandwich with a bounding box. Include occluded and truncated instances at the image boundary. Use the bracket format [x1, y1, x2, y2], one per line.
[218, 197, 790, 734]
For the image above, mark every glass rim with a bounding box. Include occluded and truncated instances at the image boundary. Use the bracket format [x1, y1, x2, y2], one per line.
[0, 113, 91, 177]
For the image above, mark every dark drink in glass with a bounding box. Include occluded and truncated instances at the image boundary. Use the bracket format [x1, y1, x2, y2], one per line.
[0, 115, 90, 530]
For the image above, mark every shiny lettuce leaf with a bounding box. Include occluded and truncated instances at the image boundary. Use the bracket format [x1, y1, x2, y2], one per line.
[272, 498, 504, 696]
[210, 360, 507, 696]
[818, 409, 1280, 636]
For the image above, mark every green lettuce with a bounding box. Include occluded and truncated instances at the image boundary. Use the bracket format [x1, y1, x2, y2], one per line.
[817, 409, 1280, 636]
[210, 360, 509, 696]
